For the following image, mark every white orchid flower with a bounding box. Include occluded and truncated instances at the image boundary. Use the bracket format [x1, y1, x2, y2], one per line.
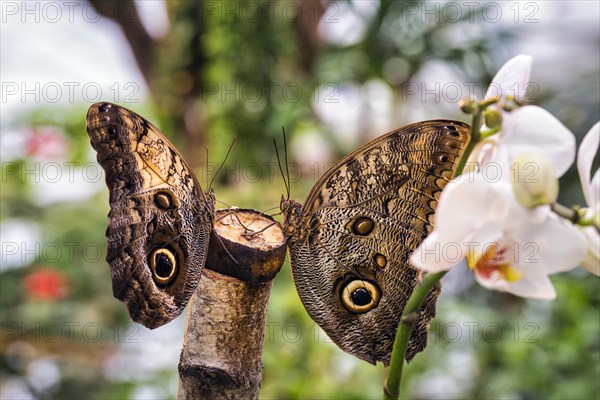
[473, 55, 576, 180]
[411, 174, 587, 299]
[411, 55, 590, 298]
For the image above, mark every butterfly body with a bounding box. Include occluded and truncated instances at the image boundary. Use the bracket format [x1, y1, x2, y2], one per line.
[282, 120, 470, 365]
[87, 102, 214, 329]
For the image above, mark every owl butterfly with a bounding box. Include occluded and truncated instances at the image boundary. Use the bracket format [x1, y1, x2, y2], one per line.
[86, 102, 215, 329]
[280, 120, 470, 365]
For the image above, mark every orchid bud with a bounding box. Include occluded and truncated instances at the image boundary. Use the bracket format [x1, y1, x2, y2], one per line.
[484, 108, 503, 129]
[511, 152, 558, 208]
[459, 97, 478, 114]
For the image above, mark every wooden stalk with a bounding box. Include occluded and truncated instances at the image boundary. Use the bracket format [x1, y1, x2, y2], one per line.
[178, 209, 286, 399]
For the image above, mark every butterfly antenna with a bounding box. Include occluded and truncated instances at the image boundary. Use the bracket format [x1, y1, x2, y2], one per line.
[243, 220, 277, 237]
[216, 207, 259, 234]
[274, 136, 290, 199]
[282, 127, 291, 200]
[209, 137, 237, 191]
[215, 198, 232, 209]
[205, 147, 210, 189]
[259, 205, 281, 217]
[214, 228, 239, 265]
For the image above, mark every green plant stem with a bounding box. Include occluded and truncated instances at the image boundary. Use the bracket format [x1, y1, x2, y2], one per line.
[383, 271, 447, 400]
[479, 96, 500, 108]
[383, 111, 482, 400]
[551, 203, 600, 233]
[551, 202, 579, 223]
[579, 215, 600, 232]
[454, 111, 482, 178]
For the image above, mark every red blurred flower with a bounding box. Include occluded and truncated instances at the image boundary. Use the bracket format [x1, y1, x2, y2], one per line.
[23, 267, 69, 301]
[24, 127, 68, 159]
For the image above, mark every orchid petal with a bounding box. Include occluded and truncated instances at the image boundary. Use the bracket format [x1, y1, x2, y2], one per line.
[465, 221, 504, 267]
[591, 170, 600, 208]
[411, 233, 459, 272]
[473, 250, 557, 299]
[413, 218, 504, 273]
[500, 183, 543, 229]
[432, 175, 515, 247]
[428, 175, 504, 243]
[502, 106, 576, 177]
[411, 176, 511, 272]
[511, 212, 586, 274]
[501, 271, 557, 300]
[473, 270, 510, 292]
[577, 122, 600, 207]
[485, 55, 532, 103]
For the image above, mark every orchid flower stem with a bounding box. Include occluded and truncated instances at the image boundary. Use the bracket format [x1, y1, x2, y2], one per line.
[383, 271, 447, 400]
[551, 203, 579, 223]
[454, 111, 482, 178]
[479, 96, 500, 109]
[579, 218, 600, 233]
[578, 215, 600, 232]
[551, 203, 600, 233]
[383, 113, 482, 400]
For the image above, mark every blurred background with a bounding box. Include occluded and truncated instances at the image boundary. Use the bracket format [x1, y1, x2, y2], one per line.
[1, 1, 599, 399]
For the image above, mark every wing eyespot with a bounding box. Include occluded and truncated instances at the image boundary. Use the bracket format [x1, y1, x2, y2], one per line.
[373, 253, 387, 268]
[340, 279, 381, 314]
[148, 247, 178, 286]
[348, 217, 375, 236]
[154, 192, 176, 210]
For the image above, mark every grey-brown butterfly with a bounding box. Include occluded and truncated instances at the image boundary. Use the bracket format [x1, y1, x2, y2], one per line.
[86, 102, 215, 329]
[280, 120, 471, 365]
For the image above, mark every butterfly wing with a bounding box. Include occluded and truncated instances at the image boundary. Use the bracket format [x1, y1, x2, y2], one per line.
[86, 102, 214, 329]
[285, 120, 470, 365]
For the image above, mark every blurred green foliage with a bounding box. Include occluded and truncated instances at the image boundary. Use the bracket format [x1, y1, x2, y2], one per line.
[1, 0, 599, 399]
